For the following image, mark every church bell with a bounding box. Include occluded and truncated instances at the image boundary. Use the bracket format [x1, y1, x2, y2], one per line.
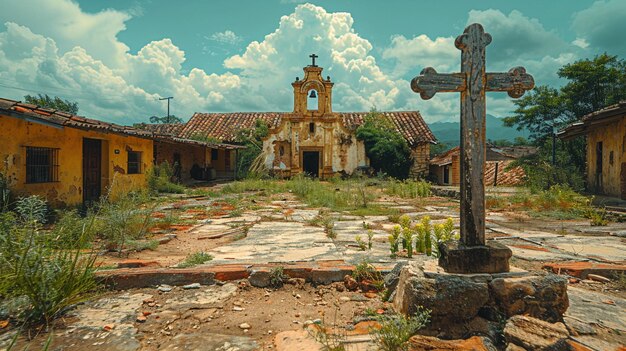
[309, 90, 317, 98]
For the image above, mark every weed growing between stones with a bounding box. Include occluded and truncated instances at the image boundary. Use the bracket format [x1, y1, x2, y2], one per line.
[98, 192, 156, 255]
[588, 207, 609, 226]
[308, 303, 346, 351]
[268, 266, 288, 288]
[308, 210, 336, 239]
[177, 251, 213, 268]
[355, 235, 368, 251]
[401, 227, 413, 258]
[389, 226, 401, 257]
[367, 230, 374, 250]
[389, 217, 457, 258]
[352, 260, 383, 289]
[370, 308, 431, 351]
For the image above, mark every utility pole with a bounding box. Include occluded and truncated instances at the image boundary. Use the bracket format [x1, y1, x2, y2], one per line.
[159, 96, 173, 123]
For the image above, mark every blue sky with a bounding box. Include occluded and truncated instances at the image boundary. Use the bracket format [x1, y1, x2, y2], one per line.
[0, 0, 624, 124]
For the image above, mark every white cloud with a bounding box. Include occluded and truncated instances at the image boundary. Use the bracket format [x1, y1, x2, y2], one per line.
[0, 1, 592, 125]
[572, 0, 626, 56]
[0, 0, 131, 68]
[207, 30, 242, 45]
[572, 38, 589, 49]
[383, 35, 458, 79]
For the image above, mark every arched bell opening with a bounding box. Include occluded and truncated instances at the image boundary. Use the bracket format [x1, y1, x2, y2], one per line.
[307, 89, 319, 111]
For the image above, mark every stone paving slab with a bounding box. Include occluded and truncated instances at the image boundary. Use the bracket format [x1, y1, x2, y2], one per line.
[543, 261, 626, 278]
[548, 236, 626, 263]
[566, 286, 626, 350]
[509, 246, 581, 262]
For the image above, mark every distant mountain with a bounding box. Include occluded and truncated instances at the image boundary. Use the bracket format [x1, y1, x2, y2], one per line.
[428, 114, 530, 147]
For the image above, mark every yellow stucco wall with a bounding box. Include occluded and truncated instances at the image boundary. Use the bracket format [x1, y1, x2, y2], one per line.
[154, 141, 208, 182]
[585, 115, 626, 197]
[0, 114, 153, 207]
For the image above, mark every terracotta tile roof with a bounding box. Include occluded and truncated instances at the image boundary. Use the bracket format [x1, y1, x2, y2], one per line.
[176, 111, 436, 146]
[179, 112, 286, 142]
[431, 147, 526, 186]
[485, 160, 526, 186]
[430, 146, 459, 166]
[558, 101, 626, 139]
[0, 97, 153, 138]
[0, 97, 243, 150]
[138, 123, 186, 136]
[431, 146, 517, 166]
[339, 111, 436, 146]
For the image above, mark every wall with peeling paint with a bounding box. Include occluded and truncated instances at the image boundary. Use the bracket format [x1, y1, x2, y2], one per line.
[0, 114, 153, 207]
[586, 115, 626, 198]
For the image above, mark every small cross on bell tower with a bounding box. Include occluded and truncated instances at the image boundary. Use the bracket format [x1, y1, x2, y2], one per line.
[309, 53, 318, 67]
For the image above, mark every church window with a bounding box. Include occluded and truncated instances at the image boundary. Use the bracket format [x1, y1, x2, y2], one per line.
[307, 89, 318, 110]
[309, 122, 315, 134]
[279, 146, 285, 156]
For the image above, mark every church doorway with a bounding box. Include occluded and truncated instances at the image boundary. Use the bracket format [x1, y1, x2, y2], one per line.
[302, 151, 321, 178]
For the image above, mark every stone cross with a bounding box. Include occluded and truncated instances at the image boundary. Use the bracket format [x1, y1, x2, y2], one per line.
[309, 53, 318, 67]
[411, 23, 534, 273]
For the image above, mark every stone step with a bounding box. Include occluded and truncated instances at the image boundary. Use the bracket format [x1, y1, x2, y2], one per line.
[96, 260, 396, 290]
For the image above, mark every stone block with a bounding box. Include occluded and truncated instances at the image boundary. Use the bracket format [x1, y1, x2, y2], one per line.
[438, 241, 512, 274]
[393, 261, 489, 321]
[248, 269, 271, 288]
[490, 275, 568, 323]
[503, 315, 569, 351]
[309, 268, 351, 285]
[393, 261, 569, 339]
[408, 335, 494, 351]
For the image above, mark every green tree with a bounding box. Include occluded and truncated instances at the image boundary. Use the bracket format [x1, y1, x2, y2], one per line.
[149, 115, 183, 124]
[234, 119, 270, 178]
[24, 94, 79, 115]
[503, 86, 567, 143]
[501, 54, 626, 190]
[356, 109, 413, 179]
[558, 53, 626, 118]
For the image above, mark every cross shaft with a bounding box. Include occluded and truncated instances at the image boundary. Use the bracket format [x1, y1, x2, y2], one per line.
[411, 23, 534, 249]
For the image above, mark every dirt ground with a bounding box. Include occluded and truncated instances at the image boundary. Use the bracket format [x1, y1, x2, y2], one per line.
[2, 183, 625, 350]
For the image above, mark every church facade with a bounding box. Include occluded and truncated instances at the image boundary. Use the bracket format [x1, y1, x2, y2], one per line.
[167, 60, 437, 179]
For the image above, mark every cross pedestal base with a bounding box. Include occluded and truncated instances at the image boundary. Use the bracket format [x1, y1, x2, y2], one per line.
[438, 241, 512, 274]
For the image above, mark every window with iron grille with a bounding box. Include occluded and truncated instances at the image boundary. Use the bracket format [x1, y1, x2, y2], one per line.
[25, 147, 59, 183]
[128, 151, 142, 174]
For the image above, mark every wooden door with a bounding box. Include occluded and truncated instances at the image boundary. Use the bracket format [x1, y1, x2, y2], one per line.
[302, 151, 320, 178]
[83, 138, 102, 203]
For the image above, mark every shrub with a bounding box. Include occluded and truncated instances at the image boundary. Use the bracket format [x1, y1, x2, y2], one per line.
[0, 197, 98, 325]
[269, 266, 288, 288]
[370, 308, 431, 351]
[15, 195, 48, 225]
[147, 162, 186, 194]
[352, 260, 382, 283]
[177, 251, 213, 268]
[98, 193, 154, 254]
[356, 109, 413, 179]
[386, 180, 431, 198]
[49, 210, 100, 249]
[0, 173, 11, 212]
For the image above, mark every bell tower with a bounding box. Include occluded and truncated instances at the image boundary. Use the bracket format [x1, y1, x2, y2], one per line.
[292, 54, 334, 117]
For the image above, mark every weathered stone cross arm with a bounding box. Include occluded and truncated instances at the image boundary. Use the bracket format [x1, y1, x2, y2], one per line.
[411, 66, 534, 99]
